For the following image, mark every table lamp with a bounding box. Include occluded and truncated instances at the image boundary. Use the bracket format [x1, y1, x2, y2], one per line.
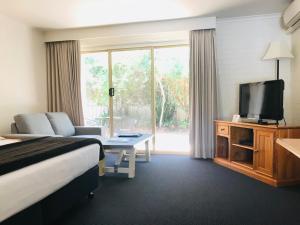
[263, 41, 294, 80]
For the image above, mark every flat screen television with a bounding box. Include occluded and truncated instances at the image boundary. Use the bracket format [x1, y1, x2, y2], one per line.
[239, 79, 284, 121]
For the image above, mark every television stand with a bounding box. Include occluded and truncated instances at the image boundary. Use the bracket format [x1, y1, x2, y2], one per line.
[214, 120, 300, 187]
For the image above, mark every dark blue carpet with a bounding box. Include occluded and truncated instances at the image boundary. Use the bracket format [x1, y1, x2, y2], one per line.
[54, 155, 300, 225]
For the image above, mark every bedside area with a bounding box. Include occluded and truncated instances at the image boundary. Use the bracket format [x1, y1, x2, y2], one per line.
[214, 120, 300, 187]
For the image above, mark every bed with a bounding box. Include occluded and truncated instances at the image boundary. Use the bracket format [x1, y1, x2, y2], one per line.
[0, 136, 104, 225]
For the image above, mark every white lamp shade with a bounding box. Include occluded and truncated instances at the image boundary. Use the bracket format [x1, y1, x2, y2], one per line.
[263, 41, 294, 60]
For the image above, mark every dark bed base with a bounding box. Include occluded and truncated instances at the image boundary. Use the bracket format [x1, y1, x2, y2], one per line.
[2, 165, 99, 225]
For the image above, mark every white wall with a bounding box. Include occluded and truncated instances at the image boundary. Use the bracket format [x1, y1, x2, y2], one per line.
[216, 14, 294, 124]
[0, 14, 47, 134]
[44, 16, 216, 42]
[80, 31, 189, 52]
[291, 28, 300, 124]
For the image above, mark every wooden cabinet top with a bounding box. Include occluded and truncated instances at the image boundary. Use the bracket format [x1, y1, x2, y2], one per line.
[215, 120, 300, 130]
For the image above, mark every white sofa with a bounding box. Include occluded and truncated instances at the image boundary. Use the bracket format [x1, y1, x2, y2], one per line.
[7, 112, 105, 139]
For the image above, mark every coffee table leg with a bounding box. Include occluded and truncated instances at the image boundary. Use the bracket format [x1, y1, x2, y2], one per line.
[115, 150, 125, 166]
[128, 148, 136, 178]
[145, 140, 151, 162]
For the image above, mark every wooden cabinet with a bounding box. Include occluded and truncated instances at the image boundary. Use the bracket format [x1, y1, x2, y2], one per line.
[214, 120, 300, 187]
[254, 130, 274, 177]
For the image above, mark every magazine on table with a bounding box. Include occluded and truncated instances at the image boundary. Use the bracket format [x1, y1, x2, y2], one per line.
[117, 133, 142, 138]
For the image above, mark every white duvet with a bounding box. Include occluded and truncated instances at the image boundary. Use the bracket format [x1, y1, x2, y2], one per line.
[0, 137, 21, 146]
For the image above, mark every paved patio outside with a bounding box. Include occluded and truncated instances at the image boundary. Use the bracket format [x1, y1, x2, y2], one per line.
[154, 131, 189, 153]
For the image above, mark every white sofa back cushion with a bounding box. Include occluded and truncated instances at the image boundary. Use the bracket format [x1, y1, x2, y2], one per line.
[46, 112, 75, 137]
[14, 113, 55, 135]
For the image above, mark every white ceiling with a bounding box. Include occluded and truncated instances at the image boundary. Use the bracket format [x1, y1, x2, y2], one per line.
[0, 0, 291, 30]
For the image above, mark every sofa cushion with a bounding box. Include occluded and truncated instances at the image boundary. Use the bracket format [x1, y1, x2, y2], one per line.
[14, 113, 55, 135]
[46, 112, 75, 136]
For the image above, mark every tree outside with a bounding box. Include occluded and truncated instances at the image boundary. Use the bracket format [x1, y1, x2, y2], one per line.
[112, 50, 151, 133]
[155, 47, 189, 131]
[81, 53, 109, 127]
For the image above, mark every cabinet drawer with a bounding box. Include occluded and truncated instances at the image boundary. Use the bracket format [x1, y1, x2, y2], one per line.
[217, 124, 229, 136]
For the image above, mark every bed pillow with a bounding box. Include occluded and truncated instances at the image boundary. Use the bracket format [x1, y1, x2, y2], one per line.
[14, 113, 55, 135]
[46, 112, 75, 137]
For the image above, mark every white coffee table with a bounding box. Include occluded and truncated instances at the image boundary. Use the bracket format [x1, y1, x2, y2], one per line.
[101, 134, 152, 178]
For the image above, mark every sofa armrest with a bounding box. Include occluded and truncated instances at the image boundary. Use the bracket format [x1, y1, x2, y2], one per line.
[2, 134, 63, 140]
[74, 126, 104, 136]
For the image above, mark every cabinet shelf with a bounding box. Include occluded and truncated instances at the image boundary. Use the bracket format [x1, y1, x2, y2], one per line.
[232, 160, 253, 169]
[232, 143, 254, 151]
[216, 135, 229, 159]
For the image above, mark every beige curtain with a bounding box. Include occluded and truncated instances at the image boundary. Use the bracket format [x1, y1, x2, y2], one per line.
[189, 29, 218, 159]
[46, 40, 84, 126]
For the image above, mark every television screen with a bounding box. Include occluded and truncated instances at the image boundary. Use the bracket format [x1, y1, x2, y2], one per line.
[239, 80, 284, 121]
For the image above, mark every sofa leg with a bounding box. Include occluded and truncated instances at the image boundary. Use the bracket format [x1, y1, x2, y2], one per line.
[88, 192, 94, 199]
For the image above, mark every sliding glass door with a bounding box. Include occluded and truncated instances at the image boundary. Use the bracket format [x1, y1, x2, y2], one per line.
[111, 50, 152, 134]
[81, 45, 190, 153]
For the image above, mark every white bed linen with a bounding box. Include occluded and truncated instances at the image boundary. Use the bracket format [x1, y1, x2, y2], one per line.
[0, 138, 21, 146]
[0, 144, 100, 222]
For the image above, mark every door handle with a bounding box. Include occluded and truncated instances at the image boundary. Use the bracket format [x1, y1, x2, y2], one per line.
[109, 88, 114, 97]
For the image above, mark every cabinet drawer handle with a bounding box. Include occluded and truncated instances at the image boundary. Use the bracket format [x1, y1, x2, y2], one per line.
[221, 128, 225, 131]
